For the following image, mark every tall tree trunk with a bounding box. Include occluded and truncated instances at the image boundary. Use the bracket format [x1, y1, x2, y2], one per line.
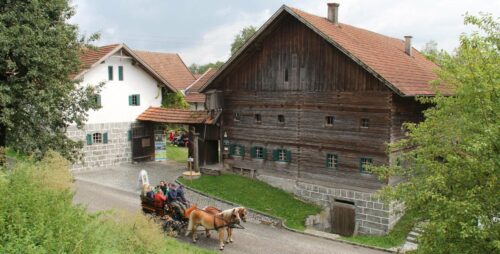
[0, 122, 6, 147]
[0, 123, 6, 166]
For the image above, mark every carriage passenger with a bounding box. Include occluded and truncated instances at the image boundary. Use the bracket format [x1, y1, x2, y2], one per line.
[154, 188, 167, 208]
[159, 181, 168, 195]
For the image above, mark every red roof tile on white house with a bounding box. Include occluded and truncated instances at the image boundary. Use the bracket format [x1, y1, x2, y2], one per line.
[76, 44, 195, 92]
[185, 68, 218, 103]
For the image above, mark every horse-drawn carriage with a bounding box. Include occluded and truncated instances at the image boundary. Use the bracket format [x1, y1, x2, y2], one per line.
[140, 193, 248, 250]
[140, 195, 188, 235]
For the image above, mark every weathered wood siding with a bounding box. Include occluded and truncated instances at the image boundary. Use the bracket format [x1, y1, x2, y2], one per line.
[390, 95, 428, 144]
[213, 13, 395, 191]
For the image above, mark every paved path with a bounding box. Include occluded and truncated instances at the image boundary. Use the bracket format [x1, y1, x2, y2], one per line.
[73, 162, 388, 254]
[74, 179, 388, 254]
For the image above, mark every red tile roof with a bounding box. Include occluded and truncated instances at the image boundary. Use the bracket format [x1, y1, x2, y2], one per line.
[201, 6, 450, 96]
[185, 68, 218, 103]
[134, 51, 196, 91]
[288, 7, 449, 96]
[137, 107, 212, 124]
[79, 44, 120, 70]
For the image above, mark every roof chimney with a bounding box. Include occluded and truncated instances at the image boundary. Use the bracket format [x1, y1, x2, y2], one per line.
[327, 3, 339, 25]
[404, 36, 413, 56]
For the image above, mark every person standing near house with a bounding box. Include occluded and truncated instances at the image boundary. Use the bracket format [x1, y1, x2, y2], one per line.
[137, 169, 149, 190]
[168, 131, 175, 144]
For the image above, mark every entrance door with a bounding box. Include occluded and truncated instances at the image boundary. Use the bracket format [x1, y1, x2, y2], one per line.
[331, 202, 356, 236]
[132, 122, 154, 161]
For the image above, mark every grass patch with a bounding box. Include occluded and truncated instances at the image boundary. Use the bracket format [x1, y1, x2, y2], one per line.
[340, 211, 416, 249]
[167, 145, 188, 163]
[0, 151, 214, 254]
[179, 173, 322, 230]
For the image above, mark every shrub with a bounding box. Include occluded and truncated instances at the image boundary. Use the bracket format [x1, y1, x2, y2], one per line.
[0, 152, 214, 254]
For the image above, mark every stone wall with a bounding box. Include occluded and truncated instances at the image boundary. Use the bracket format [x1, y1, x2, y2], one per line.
[255, 173, 403, 236]
[67, 122, 132, 171]
[294, 181, 401, 235]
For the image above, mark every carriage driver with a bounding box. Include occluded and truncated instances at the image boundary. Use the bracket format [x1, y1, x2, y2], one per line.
[167, 183, 187, 217]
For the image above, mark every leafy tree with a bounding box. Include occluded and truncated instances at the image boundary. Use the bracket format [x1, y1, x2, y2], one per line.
[188, 26, 256, 75]
[162, 91, 189, 109]
[421, 40, 447, 64]
[188, 61, 224, 75]
[0, 0, 100, 163]
[372, 14, 499, 254]
[230, 26, 257, 55]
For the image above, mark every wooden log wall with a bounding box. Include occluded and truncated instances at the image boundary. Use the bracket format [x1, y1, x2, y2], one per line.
[210, 13, 418, 191]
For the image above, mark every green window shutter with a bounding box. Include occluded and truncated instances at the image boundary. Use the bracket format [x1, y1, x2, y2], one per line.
[128, 130, 132, 141]
[326, 154, 330, 168]
[103, 132, 108, 144]
[286, 150, 292, 162]
[250, 147, 256, 158]
[136, 94, 140, 106]
[108, 66, 113, 80]
[86, 134, 92, 145]
[262, 148, 267, 160]
[96, 94, 101, 107]
[359, 158, 364, 172]
[229, 144, 235, 156]
[118, 66, 123, 81]
[128, 95, 132, 106]
[239, 145, 245, 156]
[272, 149, 279, 161]
[335, 154, 339, 169]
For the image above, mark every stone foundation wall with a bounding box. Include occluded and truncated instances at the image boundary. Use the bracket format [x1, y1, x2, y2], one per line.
[67, 122, 132, 171]
[255, 173, 403, 236]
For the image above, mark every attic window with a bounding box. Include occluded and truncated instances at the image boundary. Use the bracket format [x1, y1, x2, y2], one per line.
[361, 118, 369, 128]
[234, 112, 241, 122]
[278, 115, 285, 124]
[254, 114, 261, 123]
[325, 116, 335, 126]
[284, 68, 289, 82]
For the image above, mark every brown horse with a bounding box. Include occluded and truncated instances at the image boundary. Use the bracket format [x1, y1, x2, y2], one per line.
[203, 206, 247, 244]
[186, 207, 244, 250]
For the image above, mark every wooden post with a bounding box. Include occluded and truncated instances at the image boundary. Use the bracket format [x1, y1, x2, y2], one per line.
[193, 132, 199, 172]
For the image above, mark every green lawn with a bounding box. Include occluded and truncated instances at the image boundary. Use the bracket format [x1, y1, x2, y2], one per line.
[179, 173, 322, 230]
[340, 211, 416, 249]
[167, 145, 188, 163]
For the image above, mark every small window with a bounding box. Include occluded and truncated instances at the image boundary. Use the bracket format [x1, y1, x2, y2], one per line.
[118, 66, 124, 81]
[325, 116, 335, 126]
[93, 133, 102, 144]
[360, 157, 373, 173]
[234, 112, 241, 121]
[361, 118, 369, 128]
[278, 150, 287, 161]
[254, 114, 261, 123]
[284, 68, 289, 82]
[230, 144, 245, 157]
[94, 94, 102, 107]
[129, 94, 140, 106]
[273, 149, 291, 162]
[326, 154, 339, 169]
[108, 66, 113, 80]
[252, 147, 265, 159]
[278, 115, 285, 124]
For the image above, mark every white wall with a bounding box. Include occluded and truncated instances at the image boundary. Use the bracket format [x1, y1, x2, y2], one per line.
[81, 51, 162, 124]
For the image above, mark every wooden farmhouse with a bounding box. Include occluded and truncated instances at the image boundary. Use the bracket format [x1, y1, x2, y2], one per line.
[195, 4, 447, 236]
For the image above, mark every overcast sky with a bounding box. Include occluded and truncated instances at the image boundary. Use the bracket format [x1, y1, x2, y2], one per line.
[70, 0, 499, 66]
